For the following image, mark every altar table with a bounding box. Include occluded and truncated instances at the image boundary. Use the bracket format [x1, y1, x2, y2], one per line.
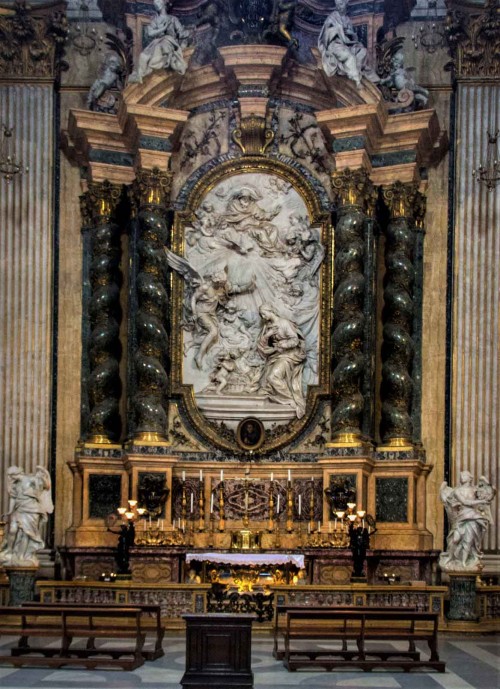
[185, 552, 305, 569]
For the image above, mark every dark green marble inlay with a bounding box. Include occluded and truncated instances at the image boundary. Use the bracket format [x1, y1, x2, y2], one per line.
[332, 135, 365, 153]
[371, 151, 416, 168]
[138, 135, 172, 152]
[88, 149, 134, 167]
[375, 477, 408, 522]
[88, 473, 122, 519]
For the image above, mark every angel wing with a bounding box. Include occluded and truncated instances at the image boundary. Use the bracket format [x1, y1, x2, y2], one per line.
[163, 247, 203, 286]
[35, 465, 54, 515]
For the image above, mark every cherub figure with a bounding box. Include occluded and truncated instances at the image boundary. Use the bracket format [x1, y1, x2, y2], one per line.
[87, 53, 123, 112]
[379, 49, 429, 109]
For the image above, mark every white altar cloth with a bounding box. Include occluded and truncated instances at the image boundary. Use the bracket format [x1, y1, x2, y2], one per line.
[185, 552, 305, 568]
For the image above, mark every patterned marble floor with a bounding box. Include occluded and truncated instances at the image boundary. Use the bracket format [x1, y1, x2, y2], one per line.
[0, 633, 497, 689]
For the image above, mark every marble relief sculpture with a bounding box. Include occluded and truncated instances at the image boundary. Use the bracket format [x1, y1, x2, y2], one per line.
[0, 465, 53, 567]
[439, 471, 496, 573]
[166, 173, 323, 425]
[318, 0, 379, 88]
[128, 0, 190, 83]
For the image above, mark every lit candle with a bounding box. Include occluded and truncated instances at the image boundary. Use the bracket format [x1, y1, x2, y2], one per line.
[298, 495, 301, 516]
[271, 472, 273, 482]
[190, 493, 194, 513]
[288, 469, 291, 482]
[210, 494, 214, 513]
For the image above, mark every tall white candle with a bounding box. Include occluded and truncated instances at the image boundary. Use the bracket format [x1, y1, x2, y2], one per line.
[190, 493, 194, 513]
[210, 494, 214, 513]
[220, 469, 224, 481]
[277, 494, 280, 513]
[271, 472, 273, 482]
[200, 469, 203, 481]
[182, 471, 185, 482]
[288, 469, 291, 482]
[298, 495, 302, 515]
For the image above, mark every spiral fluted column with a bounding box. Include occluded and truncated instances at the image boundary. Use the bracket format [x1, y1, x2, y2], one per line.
[130, 168, 172, 442]
[330, 169, 375, 444]
[80, 181, 123, 443]
[380, 182, 423, 447]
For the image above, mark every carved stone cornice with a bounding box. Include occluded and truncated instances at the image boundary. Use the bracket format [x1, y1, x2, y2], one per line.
[0, 0, 68, 81]
[382, 181, 421, 220]
[446, 0, 500, 79]
[331, 168, 374, 210]
[80, 181, 122, 227]
[132, 167, 172, 210]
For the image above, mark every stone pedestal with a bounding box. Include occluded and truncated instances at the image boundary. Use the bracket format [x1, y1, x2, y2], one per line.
[181, 613, 254, 689]
[447, 573, 478, 621]
[5, 566, 38, 606]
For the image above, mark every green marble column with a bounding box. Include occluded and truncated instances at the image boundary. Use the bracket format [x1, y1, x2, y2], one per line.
[80, 181, 123, 443]
[330, 169, 375, 444]
[130, 168, 172, 442]
[380, 182, 424, 447]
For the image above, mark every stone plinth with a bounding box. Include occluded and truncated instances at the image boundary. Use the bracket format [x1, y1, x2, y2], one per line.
[447, 573, 478, 621]
[5, 566, 38, 606]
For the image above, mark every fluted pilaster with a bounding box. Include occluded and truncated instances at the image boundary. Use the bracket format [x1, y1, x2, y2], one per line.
[80, 181, 123, 443]
[130, 168, 172, 442]
[330, 169, 375, 444]
[380, 182, 423, 447]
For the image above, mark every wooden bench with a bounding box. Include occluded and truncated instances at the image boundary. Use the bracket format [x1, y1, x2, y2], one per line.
[273, 605, 421, 660]
[279, 608, 445, 672]
[19, 601, 165, 660]
[0, 605, 150, 669]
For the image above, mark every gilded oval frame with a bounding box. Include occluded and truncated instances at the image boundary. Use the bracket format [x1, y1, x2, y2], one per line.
[169, 156, 332, 453]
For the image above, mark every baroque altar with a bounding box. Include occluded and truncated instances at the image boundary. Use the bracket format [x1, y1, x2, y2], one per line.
[59, 0, 446, 593]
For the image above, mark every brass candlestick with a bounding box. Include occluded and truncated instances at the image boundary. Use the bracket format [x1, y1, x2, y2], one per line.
[218, 481, 225, 532]
[268, 480, 275, 532]
[309, 478, 315, 533]
[198, 478, 205, 532]
[286, 480, 293, 533]
[181, 481, 187, 532]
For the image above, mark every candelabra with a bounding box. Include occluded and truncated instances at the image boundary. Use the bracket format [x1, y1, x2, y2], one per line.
[0, 124, 28, 183]
[411, 0, 447, 54]
[111, 500, 145, 578]
[69, 0, 103, 56]
[473, 130, 500, 192]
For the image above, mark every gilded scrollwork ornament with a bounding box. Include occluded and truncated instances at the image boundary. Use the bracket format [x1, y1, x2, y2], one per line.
[232, 116, 274, 156]
[445, 0, 500, 79]
[0, 0, 68, 80]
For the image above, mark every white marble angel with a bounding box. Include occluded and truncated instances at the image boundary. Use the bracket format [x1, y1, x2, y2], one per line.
[164, 247, 230, 368]
[128, 0, 190, 84]
[439, 471, 496, 573]
[0, 465, 54, 567]
[318, 0, 379, 88]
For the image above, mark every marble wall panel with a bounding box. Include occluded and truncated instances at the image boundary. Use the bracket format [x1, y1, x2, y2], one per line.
[0, 85, 53, 517]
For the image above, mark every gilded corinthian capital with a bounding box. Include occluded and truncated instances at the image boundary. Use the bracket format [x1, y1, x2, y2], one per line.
[446, 0, 500, 79]
[331, 168, 374, 210]
[80, 181, 122, 227]
[382, 181, 420, 219]
[132, 167, 173, 209]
